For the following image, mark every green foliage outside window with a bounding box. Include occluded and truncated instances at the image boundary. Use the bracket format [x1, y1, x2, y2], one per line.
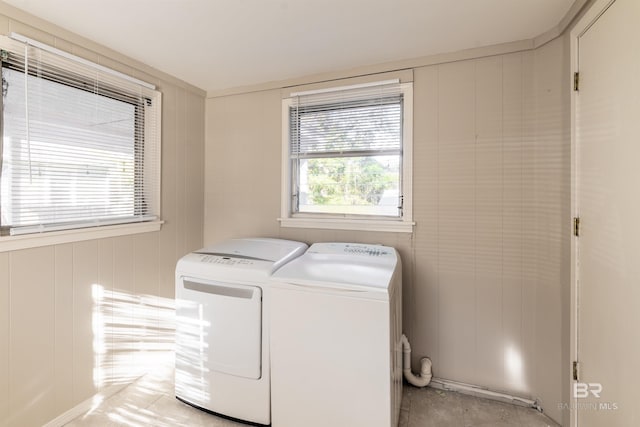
[306, 156, 396, 207]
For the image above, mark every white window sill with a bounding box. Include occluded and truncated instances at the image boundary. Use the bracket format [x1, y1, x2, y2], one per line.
[278, 217, 414, 233]
[0, 220, 163, 252]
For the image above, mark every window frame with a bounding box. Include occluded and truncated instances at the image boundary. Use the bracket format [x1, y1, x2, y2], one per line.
[0, 35, 162, 251]
[280, 81, 414, 233]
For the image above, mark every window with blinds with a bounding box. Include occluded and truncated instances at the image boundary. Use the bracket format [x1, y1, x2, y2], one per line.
[285, 81, 412, 221]
[0, 35, 161, 236]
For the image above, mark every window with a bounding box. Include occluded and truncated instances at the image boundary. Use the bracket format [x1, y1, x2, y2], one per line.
[0, 35, 161, 237]
[281, 80, 413, 232]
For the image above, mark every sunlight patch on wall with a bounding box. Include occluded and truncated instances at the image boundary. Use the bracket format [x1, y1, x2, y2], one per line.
[92, 284, 176, 389]
[505, 344, 526, 392]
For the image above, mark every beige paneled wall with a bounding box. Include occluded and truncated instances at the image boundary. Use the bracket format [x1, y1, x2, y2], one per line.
[205, 39, 568, 424]
[0, 10, 205, 427]
[529, 36, 570, 423]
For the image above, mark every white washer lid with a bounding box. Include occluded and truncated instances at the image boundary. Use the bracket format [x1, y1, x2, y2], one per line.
[272, 242, 398, 291]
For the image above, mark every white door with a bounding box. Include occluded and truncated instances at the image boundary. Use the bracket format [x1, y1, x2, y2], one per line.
[575, 0, 640, 425]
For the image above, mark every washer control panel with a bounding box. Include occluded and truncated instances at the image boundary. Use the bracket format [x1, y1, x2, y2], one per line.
[342, 244, 390, 257]
[308, 242, 393, 257]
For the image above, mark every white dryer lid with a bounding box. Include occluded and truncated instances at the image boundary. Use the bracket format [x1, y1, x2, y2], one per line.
[177, 238, 308, 282]
[272, 243, 398, 291]
[198, 237, 307, 263]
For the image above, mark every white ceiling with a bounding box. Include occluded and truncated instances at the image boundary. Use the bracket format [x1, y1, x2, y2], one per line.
[2, 0, 575, 93]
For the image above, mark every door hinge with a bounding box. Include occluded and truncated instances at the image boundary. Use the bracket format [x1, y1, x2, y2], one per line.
[573, 361, 579, 381]
[574, 72, 580, 91]
[573, 217, 580, 237]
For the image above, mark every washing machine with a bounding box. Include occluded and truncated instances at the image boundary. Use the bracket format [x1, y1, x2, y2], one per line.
[269, 242, 403, 427]
[174, 237, 307, 426]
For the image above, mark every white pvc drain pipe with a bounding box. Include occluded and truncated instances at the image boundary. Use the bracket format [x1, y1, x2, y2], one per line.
[401, 334, 432, 387]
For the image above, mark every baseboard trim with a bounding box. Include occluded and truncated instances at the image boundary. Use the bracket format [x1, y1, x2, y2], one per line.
[428, 377, 541, 412]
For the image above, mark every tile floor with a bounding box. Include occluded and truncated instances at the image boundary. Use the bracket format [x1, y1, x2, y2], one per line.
[64, 362, 560, 427]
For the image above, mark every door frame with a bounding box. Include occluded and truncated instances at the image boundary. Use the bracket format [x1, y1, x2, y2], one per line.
[570, 1, 617, 426]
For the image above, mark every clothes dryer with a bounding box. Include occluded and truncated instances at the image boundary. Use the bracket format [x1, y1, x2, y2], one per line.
[175, 237, 307, 425]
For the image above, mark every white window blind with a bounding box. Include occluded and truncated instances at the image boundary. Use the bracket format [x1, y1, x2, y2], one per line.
[288, 82, 404, 217]
[0, 36, 161, 236]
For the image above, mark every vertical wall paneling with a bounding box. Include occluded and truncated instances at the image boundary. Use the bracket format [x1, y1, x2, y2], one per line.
[411, 65, 440, 369]
[133, 233, 160, 371]
[500, 53, 526, 394]
[9, 247, 56, 426]
[175, 89, 187, 260]
[204, 90, 282, 240]
[158, 83, 178, 299]
[474, 56, 504, 390]
[530, 38, 566, 422]
[186, 93, 205, 252]
[255, 91, 285, 237]
[133, 233, 160, 306]
[436, 60, 478, 384]
[520, 49, 537, 401]
[112, 236, 135, 380]
[96, 239, 114, 390]
[72, 240, 98, 403]
[0, 253, 9, 427]
[54, 244, 74, 410]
